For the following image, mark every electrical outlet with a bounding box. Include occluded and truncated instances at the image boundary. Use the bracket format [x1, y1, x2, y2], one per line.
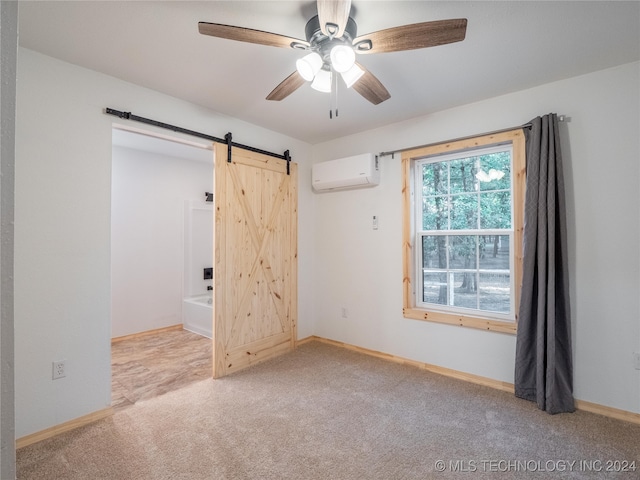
[52, 360, 66, 380]
[634, 352, 640, 370]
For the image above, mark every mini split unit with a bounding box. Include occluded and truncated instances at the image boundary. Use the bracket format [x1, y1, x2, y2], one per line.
[312, 153, 380, 192]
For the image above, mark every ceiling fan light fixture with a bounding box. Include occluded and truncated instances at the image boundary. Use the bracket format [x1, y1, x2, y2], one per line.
[311, 67, 332, 92]
[199, 8, 467, 106]
[296, 52, 323, 81]
[340, 63, 364, 88]
[329, 44, 356, 73]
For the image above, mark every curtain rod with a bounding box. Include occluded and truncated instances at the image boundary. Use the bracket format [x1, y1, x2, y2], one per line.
[378, 115, 565, 158]
[104, 108, 289, 161]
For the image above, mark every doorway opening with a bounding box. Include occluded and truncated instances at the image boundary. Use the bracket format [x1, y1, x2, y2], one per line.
[110, 126, 214, 410]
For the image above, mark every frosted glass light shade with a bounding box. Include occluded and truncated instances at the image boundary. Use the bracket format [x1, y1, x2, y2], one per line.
[296, 52, 323, 81]
[329, 44, 356, 73]
[311, 68, 332, 92]
[340, 63, 364, 88]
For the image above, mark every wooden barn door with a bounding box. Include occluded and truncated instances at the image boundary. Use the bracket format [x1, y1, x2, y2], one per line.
[213, 142, 297, 378]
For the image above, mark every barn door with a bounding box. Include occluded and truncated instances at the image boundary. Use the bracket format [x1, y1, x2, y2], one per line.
[213, 142, 297, 378]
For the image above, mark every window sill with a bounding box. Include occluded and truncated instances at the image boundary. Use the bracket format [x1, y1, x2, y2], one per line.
[403, 307, 517, 334]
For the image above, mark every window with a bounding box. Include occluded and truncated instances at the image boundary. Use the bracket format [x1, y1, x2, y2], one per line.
[402, 130, 525, 333]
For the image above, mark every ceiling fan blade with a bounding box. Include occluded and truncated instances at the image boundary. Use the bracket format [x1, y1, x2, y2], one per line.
[266, 72, 306, 101]
[317, 0, 352, 38]
[353, 18, 467, 54]
[198, 22, 309, 49]
[351, 63, 390, 105]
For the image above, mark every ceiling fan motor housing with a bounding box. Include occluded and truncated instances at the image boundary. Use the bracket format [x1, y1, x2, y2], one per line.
[305, 15, 358, 62]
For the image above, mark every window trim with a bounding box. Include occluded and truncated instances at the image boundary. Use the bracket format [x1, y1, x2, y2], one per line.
[402, 129, 525, 334]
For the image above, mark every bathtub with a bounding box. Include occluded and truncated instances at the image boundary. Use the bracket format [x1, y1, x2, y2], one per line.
[183, 294, 213, 339]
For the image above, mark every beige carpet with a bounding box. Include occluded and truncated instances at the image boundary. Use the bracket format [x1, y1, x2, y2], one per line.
[17, 341, 640, 479]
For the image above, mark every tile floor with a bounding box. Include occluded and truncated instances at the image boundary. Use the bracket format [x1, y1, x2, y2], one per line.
[111, 328, 212, 411]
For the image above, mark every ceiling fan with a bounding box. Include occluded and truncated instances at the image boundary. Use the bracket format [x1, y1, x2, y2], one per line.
[198, 0, 467, 108]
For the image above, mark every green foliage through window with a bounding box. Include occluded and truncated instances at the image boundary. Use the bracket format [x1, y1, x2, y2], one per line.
[416, 146, 514, 317]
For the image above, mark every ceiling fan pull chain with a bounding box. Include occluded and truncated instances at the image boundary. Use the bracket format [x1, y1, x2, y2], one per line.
[329, 69, 335, 119]
[335, 71, 339, 118]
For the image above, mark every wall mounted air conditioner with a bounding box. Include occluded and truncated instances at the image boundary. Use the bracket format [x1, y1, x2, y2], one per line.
[312, 153, 380, 192]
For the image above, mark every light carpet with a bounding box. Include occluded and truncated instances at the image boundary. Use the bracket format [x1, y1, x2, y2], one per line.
[17, 341, 640, 479]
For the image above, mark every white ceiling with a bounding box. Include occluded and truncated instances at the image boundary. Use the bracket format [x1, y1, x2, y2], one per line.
[18, 1, 640, 145]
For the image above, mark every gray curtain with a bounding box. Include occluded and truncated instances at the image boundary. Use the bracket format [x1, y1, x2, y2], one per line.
[514, 114, 574, 414]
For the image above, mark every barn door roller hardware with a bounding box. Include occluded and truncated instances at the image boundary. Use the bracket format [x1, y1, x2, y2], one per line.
[105, 108, 292, 174]
[225, 132, 232, 163]
[284, 150, 291, 175]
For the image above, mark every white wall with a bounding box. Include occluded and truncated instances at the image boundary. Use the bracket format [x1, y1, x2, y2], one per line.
[14, 43, 638, 444]
[14, 48, 313, 438]
[111, 145, 213, 338]
[184, 201, 214, 299]
[311, 62, 640, 414]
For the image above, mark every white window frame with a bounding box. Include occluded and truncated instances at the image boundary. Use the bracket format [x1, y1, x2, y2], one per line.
[401, 129, 525, 334]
